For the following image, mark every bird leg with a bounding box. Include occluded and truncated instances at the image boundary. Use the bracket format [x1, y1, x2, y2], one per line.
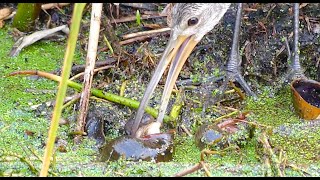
[285, 3, 305, 81]
[224, 3, 257, 98]
[203, 3, 256, 113]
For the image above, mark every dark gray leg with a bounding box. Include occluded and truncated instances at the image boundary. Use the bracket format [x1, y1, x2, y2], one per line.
[202, 3, 257, 114]
[290, 3, 305, 79]
[282, 3, 305, 84]
[211, 3, 257, 103]
[225, 3, 257, 98]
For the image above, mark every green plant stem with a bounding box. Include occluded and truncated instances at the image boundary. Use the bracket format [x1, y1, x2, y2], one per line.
[9, 70, 171, 123]
[12, 3, 42, 32]
[169, 90, 184, 124]
[39, 3, 86, 177]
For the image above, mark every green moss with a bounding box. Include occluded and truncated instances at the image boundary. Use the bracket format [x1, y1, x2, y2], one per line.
[245, 86, 300, 127]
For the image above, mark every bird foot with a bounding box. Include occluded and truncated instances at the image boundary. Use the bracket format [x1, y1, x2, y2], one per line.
[277, 68, 307, 93]
[201, 70, 257, 116]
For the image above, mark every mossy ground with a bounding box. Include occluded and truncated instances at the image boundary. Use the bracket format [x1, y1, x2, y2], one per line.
[1, 4, 320, 176]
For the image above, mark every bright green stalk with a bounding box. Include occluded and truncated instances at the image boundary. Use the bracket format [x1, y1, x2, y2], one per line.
[39, 3, 86, 177]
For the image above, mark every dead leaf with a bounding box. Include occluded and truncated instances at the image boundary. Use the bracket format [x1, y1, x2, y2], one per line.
[9, 25, 69, 57]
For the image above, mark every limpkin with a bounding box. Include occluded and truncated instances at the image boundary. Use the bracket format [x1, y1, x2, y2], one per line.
[130, 3, 304, 137]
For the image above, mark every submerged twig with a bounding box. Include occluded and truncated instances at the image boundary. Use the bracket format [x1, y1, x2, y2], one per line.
[61, 93, 81, 109]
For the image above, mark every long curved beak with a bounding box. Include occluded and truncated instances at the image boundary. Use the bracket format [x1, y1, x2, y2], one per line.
[132, 34, 199, 137]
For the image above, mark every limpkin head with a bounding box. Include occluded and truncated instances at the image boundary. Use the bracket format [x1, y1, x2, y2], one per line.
[132, 3, 231, 137]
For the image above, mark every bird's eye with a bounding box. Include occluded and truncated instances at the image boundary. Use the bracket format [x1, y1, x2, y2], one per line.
[187, 17, 199, 26]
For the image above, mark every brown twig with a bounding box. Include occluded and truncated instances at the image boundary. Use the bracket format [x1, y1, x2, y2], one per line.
[119, 34, 161, 45]
[199, 161, 212, 177]
[243, 7, 258, 12]
[122, 27, 171, 40]
[111, 14, 167, 24]
[69, 65, 115, 81]
[266, 4, 277, 20]
[173, 163, 202, 177]
[180, 124, 193, 137]
[61, 93, 81, 110]
[53, 58, 117, 76]
[120, 3, 157, 10]
[41, 3, 70, 10]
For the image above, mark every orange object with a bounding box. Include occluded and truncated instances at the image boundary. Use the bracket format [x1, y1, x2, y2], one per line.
[290, 78, 320, 120]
